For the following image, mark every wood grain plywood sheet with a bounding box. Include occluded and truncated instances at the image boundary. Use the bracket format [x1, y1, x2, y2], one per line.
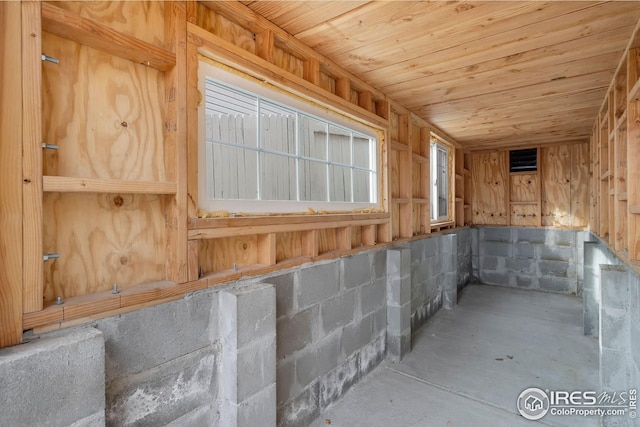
[471, 151, 508, 225]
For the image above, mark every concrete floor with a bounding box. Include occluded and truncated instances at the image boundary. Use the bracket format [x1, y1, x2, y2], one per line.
[310, 284, 600, 427]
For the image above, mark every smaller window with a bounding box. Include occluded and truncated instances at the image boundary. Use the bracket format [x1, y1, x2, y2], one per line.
[430, 141, 449, 221]
[510, 148, 537, 172]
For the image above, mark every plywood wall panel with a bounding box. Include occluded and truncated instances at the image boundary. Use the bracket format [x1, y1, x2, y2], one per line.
[571, 143, 590, 227]
[53, 1, 166, 47]
[42, 33, 166, 181]
[510, 174, 537, 203]
[471, 151, 507, 225]
[511, 204, 538, 227]
[43, 193, 167, 303]
[196, 4, 255, 53]
[276, 231, 302, 262]
[541, 145, 571, 227]
[199, 234, 258, 273]
[275, 46, 304, 78]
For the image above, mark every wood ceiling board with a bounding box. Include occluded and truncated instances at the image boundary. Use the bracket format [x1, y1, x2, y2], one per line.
[244, 1, 369, 36]
[367, 24, 635, 93]
[387, 52, 620, 106]
[301, 2, 600, 72]
[428, 89, 605, 125]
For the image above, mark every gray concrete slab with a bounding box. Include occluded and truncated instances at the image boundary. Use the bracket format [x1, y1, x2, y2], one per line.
[311, 285, 601, 427]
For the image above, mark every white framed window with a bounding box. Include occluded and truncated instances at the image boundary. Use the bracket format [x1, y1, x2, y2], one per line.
[198, 61, 378, 214]
[430, 141, 449, 221]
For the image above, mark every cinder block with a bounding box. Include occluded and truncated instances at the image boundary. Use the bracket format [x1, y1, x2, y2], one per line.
[277, 306, 318, 360]
[423, 237, 438, 259]
[227, 283, 277, 349]
[371, 307, 386, 336]
[360, 280, 386, 317]
[372, 249, 387, 280]
[441, 234, 456, 254]
[341, 315, 373, 358]
[470, 228, 479, 254]
[296, 332, 340, 389]
[359, 331, 386, 377]
[538, 276, 576, 294]
[276, 358, 296, 406]
[277, 382, 319, 427]
[0, 328, 105, 427]
[481, 227, 512, 243]
[480, 270, 514, 286]
[166, 405, 217, 427]
[96, 291, 215, 379]
[506, 258, 534, 274]
[237, 383, 276, 427]
[544, 229, 576, 247]
[265, 272, 295, 318]
[514, 228, 546, 245]
[319, 352, 359, 410]
[515, 274, 536, 289]
[539, 245, 574, 262]
[237, 335, 276, 401]
[600, 348, 630, 392]
[513, 243, 535, 259]
[72, 411, 106, 427]
[583, 288, 599, 337]
[443, 287, 457, 310]
[480, 241, 512, 257]
[297, 262, 340, 308]
[387, 247, 410, 279]
[320, 291, 356, 336]
[107, 348, 216, 426]
[537, 260, 575, 278]
[601, 266, 630, 311]
[341, 252, 372, 290]
[479, 255, 501, 271]
[600, 308, 629, 352]
[387, 302, 411, 335]
[410, 239, 425, 265]
[386, 333, 411, 363]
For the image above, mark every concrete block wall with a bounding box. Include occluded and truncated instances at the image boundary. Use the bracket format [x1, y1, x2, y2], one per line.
[472, 227, 589, 295]
[409, 229, 470, 332]
[0, 229, 474, 427]
[263, 251, 387, 427]
[0, 328, 105, 427]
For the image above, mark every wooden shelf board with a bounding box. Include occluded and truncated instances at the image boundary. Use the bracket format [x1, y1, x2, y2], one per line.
[188, 213, 390, 239]
[412, 198, 429, 204]
[510, 201, 538, 205]
[629, 78, 640, 102]
[617, 192, 628, 201]
[390, 140, 409, 152]
[455, 197, 463, 202]
[391, 198, 411, 204]
[42, 3, 176, 72]
[43, 176, 177, 194]
[412, 153, 429, 164]
[609, 188, 616, 195]
[464, 204, 471, 208]
[631, 205, 640, 214]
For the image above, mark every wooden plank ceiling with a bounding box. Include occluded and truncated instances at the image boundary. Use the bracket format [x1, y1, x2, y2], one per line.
[242, 1, 640, 150]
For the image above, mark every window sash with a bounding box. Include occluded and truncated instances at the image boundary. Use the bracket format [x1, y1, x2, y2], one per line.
[201, 74, 377, 212]
[431, 142, 449, 221]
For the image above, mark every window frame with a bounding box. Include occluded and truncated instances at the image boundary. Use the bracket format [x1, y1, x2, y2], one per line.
[430, 137, 452, 223]
[198, 60, 380, 214]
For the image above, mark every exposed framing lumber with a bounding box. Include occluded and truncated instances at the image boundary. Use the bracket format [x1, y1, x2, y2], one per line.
[41, 2, 176, 71]
[42, 176, 177, 194]
[22, 1, 42, 315]
[164, 1, 189, 283]
[0, 2, 24, 346]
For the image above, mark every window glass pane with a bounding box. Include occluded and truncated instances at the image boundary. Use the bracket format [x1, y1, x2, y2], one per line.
[299, 115, 327, 160]
[437, 147, 448, 218]
[205, 79, 256, 116]
[299, 159, 327, 201]
[329, 125, 351, 165]
[208, 142, 257, 200]
[261, 152, 297, 201]
[260, 101, 296, 154]
[353, 134, 371, 169]
[330, 165, 352, 202]
[205, 80, 257, 148]
[353, 170, 372, 202]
